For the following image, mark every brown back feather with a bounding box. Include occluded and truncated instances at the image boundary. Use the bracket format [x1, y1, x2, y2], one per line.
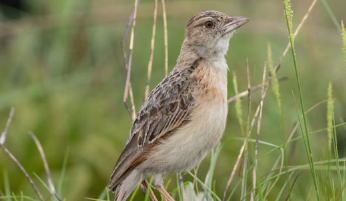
[109, 59, 201, 190]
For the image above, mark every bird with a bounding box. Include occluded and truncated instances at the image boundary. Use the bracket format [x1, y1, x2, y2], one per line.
[109, 10, 249, 201]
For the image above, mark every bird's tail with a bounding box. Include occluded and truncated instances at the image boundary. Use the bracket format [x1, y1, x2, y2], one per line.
[113, 183, 126, 201]
[110, 170, 142, 201]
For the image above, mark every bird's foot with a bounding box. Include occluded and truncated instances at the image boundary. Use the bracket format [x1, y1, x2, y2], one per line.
[154, 184, 175, 201]
[141, 180, 159, 201]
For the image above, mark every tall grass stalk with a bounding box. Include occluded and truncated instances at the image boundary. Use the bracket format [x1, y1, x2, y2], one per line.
[3, 171, 10, 201]
[327, 82, 333, 154]
[341, 21, 346, 69]
[262, 151, 284, 199]
[259, 158, 346, 187]
[33, 173, 56, 200]
[106, 187, 110, 201]
[186, 171, 221, 201]
[268, 43, 290, 199]
[332, 108, 343, 199]
[283, 0, 320, 199]
[226, 179, 241, 201]
[11, 192, 18, 201]
[144, 177, 154, 201]
[0, 195, 36, 201]
[274, 172, 293, 201]
[240, 149, 248, 200]
[97, 188, 107, 200]
[176, 174, 182, 201]
[233, 72, 245, 135]
[343, 162, 346, 199]
[321, 0, 342, 32]
[326, 82, 334, 199]
[267, 44, 281, 114]
[58, 150, 69, 198]
[204, 147, 222, 201]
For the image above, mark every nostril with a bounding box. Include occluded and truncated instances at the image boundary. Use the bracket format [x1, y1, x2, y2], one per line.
[226, 18, 233, 23]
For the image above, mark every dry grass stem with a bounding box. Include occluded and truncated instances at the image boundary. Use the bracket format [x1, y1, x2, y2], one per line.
[246, 57, 252, 120]
[223, 104, 263, 200]
[129, 84, 136, 120]
[193, 164, 201, 195]
[240, 157, 247, 199]
[228, 0, 317, 105]
[161, 0, 169, 77]
[144, 0, 158, 98]
[121, 6, 137, 120]
[306, 99, 328, 114]
[29, 131, 62, 201]
[0, 107, 14, 145]
[224, 62, 271, 200]
[121, 2, 159, 200]
[274, 0, 318, 72]
[222, 137, 247, 201]
[241, 57, 251, 199]
[122, 8, 135, 67]
[227, 76, 287, 104]
[0, 146, 45, 201]
[286, 99, 327, 146]
[0, 109, 45, 201]
[224, 2, 318, 197]
[251, 62, 268, 201]
[284, 172, 302, 201]
[140, 180, 158, 201]
[123, 0, 139, 120]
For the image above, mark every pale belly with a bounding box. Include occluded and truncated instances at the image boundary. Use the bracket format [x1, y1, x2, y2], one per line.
[141, 60, 228, 174]
[142, 96, 228, 174]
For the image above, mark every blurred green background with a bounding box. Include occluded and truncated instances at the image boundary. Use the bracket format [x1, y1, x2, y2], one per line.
[0, 0, 345, 200]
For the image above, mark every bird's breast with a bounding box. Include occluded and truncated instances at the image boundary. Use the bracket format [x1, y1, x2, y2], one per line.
[189, 60, 228, 148]
[192, 60, 228, 106]
[140, 60, 229, 174]
[162, 60, 229, 171]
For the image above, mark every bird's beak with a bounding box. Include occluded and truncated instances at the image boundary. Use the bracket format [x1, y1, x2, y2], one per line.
[223, 16, 249, 34]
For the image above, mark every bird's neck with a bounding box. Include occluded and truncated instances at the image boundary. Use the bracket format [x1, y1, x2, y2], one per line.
[176, 41, 200, 67]
[177, 41, 228, 71]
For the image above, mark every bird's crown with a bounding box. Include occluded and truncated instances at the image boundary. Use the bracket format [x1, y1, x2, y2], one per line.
[179, 11, 248, 62]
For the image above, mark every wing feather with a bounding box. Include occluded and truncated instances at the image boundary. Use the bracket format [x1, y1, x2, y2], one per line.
[109, 59, 201, 190]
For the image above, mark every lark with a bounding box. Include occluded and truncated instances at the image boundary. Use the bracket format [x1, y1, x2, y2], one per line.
[109, 11, 249, 201]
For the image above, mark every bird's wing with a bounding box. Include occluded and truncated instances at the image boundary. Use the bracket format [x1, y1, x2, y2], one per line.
[109, 60, 201, 190]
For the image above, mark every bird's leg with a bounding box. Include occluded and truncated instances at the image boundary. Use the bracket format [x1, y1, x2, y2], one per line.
[152, 174, 175, 201]
[141, 180, 158, 201]
[154, 184, 175, 201]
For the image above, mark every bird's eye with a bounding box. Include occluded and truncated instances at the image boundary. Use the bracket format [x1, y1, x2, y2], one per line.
[205, 21, 214, 28]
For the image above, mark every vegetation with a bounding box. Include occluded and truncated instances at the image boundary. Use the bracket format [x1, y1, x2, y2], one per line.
[0, 0, 345, 200]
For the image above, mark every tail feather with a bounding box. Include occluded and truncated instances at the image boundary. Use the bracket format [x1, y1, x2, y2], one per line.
[113, 183, 126, 201]
[110, 170, 142, 201]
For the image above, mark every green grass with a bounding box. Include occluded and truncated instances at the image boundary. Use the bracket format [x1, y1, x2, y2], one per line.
[232, 72, 245, 135]
[283, 0, 320, 199]
[342, 21, 346, 69]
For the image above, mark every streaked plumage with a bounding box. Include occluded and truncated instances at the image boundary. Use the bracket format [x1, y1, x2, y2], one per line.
[109, 10, 248, 201]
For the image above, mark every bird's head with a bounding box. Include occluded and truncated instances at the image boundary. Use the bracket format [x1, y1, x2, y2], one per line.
[183, 11, 248, 59]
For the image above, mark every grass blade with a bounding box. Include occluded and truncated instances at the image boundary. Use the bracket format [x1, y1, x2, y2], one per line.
[58, 150, 69, 198]
[283, 0, 320, 199]
[3, 171, 10, 201]
[144, 177, 154, 201]
[321, 0, 342, 32]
